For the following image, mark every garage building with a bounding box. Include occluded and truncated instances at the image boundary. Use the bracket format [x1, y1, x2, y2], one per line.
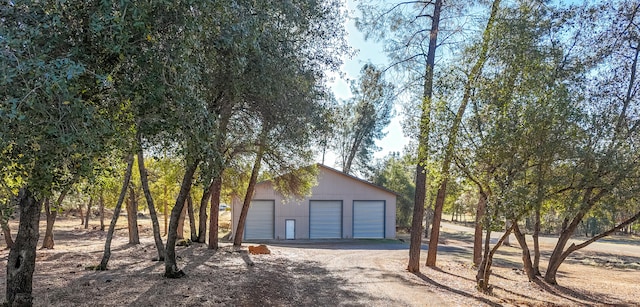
[231, 164, 397, 240]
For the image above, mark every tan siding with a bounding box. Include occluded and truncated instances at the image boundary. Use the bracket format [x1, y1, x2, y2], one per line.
[231, 165, 397, 240]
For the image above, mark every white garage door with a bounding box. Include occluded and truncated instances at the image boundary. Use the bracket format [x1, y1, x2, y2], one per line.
[353, 201, 385, 238]
[245, 200, 274, 239]
[309, 200, 342, 239]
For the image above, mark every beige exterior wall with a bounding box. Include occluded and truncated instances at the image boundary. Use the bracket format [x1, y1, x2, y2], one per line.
[232, 165, 396, 240]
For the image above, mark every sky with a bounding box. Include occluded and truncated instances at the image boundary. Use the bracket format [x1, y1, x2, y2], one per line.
[322, 0, 410, 168]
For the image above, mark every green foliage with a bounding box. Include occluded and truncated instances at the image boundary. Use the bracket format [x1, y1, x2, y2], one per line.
[332, 64, 395, 176]
[0, 1, 129, 198]
[221, 0, 349, 196]
[0, 197, 15, 228]
[371, 152, 415, 228]
[449, 188, 476, 221]
[271, 165, 319, 203]
[0, 171, 21, 225]
[145, 155, 183, 214]
[447, 0, 640, 241]
[451, 0, 570, 224]
[220, 162, 252, 206]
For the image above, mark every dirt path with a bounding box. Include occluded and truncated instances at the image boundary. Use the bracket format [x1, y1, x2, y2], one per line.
[269, 242, 446, 306]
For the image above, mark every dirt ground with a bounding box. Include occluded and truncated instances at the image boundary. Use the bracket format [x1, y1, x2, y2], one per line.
[1, 215, 639, 306]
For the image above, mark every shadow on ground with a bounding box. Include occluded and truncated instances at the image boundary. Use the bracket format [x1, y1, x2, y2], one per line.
[32, 244, 377, 306]
[564, 250, 640, 270]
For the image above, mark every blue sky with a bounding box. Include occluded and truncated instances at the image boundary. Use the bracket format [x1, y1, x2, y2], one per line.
[324, 0, 409, 167]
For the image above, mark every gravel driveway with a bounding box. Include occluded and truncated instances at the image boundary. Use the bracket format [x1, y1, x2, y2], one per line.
[261, 240, 462, 306]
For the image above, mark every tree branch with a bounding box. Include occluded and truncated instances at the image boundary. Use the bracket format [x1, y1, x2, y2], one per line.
[565, 209, 640, 256]
[382, 53, 426, 73]
[379, 1, 434, 20]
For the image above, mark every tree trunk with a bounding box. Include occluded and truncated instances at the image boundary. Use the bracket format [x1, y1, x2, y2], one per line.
[234, 131, 267, 247]
[2, 223, 14, 249]
[545, 221, 575, 284]
[476, 217, 492, 290]
[78, 203, 84, 225]
[164, 159, 200, 278]
[423, 205, 433, 239]
[477, 223, 514, 293]
[407, 0, 442, 273]
[408, 163, 427, 273]
[137, 142, 164, 260]
[531, 161, 545, 276]
[545, 189, 595, 284]
[197, 181, 213, 243]
[532, 205, 541, 275]
[41, 190, 68, 249]
[41, 198, 57, 249]
[342, 135, 359, 175]
[177, 200, 187, 240]
[427, 180, 446, 266]
[208, 176, 222, 250]
[187, 194, 197, 242]
[84, 197, 92, 230]
[6, 188, 41, 307]
[473, 191, 487, 266]
[545, 239, 574, 285]
[503, 219, 511, 246]
[126, 186, 140, 244]
[97, 154, 135, 270]
[512, 221, 536, 281]
[207, 105, 231, 247]
[427, 0, 502, 268]
[164, 184, 168, 236]
[99, 192, 105, 231]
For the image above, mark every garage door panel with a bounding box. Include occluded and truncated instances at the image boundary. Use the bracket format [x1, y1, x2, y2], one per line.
[353, 201, 385, 238]
[310, 200, 342, 239]
[245, 200, 274, 240]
